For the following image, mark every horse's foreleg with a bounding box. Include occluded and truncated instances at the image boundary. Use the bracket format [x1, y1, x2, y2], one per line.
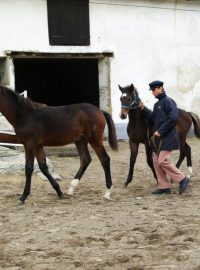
[36, 148, 63, 198]
[91, 143, 112, 200]
[145, 143, 157, 181]
[67, 139, 91, 196]
[20, 149, 35, 203]
[124, 141, 139, 188]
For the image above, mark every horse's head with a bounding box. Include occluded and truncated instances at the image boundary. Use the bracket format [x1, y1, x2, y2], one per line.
[119, 84, 141, 119]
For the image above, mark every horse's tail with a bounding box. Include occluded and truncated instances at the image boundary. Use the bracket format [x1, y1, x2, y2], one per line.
[188, 112, 200, 138]
[102, 110, 118, 151]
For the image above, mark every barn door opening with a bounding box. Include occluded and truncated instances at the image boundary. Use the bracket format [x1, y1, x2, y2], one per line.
[14, 58, 99, 107]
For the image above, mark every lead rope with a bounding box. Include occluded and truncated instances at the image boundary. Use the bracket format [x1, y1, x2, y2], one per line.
[150, 136, 162, 155]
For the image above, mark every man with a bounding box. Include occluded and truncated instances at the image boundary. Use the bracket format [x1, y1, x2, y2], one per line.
[140, 80, 190, 195]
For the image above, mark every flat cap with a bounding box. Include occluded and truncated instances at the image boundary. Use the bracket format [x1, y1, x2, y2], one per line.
[149, 80, 164, 90]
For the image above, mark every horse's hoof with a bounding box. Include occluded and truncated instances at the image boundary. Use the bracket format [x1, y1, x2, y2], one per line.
[104, 194, 112, 200]
[19, 200, 25, 205]
[67, 179, 79, 196]
[104, 187, 113, 200]
[188, 167, 193, 174]
[123, 182, 128, 188]
[67, 187, 74, 196]
[58, 192, 64, 199]
[19, 197, 25, 204]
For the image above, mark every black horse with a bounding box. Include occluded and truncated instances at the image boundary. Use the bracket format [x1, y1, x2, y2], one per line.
[0, 85, 118, 202]
[119, 84, 200, 187]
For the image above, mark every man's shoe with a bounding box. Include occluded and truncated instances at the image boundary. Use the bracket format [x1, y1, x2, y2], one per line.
[151, 188, 171, 195]
[179, 176, 190, 194]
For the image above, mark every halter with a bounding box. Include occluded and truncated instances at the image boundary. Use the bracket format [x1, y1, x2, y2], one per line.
[121, 93, 140, 110]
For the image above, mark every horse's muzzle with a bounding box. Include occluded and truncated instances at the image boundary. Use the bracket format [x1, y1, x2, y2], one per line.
[119, 110, 128, 119]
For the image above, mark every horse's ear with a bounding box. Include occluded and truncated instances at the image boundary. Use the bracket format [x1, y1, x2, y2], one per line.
[118, 85, 123, 92]
[128, 83, 134, 93]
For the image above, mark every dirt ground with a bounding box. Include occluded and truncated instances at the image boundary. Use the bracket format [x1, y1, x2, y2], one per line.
[0, 138, 200, 270]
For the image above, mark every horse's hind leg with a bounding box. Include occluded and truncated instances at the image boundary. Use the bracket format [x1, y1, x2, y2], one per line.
[176, 139, 186, 169]
[124, 141, 139, 188]
[35, 147, 63, 199]
[67, 139, 92, 196]
[20, 148, 35, 203]
[90, 143, 112, 200]
[185, 142, 192, 176]
[176, 141, 192, 177]
[176, 138, 192, 172]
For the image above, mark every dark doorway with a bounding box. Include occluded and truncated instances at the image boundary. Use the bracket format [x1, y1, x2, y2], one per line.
[14, 58, 99, 107]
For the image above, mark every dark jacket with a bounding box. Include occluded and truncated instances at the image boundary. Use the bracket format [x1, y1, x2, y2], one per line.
[142, 92, 179, 151]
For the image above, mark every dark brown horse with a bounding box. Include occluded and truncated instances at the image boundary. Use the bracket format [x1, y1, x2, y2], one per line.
[0, 85, 118, 202]
[119, 84, 200, 187]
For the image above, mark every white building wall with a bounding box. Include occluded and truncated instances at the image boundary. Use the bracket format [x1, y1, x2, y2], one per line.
[0, 0, 200, 123]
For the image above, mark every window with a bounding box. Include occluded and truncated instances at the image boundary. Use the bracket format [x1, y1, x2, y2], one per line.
[47, 0, 90, 46]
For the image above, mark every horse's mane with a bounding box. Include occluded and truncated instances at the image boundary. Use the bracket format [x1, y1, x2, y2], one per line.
[130, 85, 139, 95]
[133, 86, 139, 95]
[0, 85, 47, 110]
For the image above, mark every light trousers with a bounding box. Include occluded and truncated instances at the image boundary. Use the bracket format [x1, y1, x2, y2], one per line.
[153, 151, 185, 189]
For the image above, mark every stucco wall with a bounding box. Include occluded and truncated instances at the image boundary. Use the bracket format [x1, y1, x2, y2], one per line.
[0, 0, 200, 124]
[90, 0, 200, 123]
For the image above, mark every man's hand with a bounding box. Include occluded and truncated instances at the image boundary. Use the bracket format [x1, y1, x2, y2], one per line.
[153, 131, 161, 137]
[139, 101, 144, 110]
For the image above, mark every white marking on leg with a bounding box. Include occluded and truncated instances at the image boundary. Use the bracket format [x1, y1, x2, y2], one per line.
[104, 186, 113, 200]
[67, 179, 79, 195]
[186, 167, 192, 179]
[188, 166, 193, 174]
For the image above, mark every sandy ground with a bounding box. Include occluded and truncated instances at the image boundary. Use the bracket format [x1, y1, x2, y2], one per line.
[0, 138, 200, 270]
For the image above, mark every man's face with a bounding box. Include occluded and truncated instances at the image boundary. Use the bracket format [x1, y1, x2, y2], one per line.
[151, 86, 163, 97]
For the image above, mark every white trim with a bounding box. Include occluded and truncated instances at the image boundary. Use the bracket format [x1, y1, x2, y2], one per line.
[0, 142, 23, 147]
[0, 130, 16, 135]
